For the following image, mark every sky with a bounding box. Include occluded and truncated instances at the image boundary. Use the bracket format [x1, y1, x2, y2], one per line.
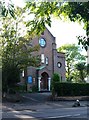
[47, 18, 86, 48]
[11, 0, 87, 55]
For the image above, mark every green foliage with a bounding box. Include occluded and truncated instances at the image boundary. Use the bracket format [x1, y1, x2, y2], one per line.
[60, 2, 89, 51]
[1, 1, 89, 90]
[54, 82, 89, 96]
[1, 7, 40, 92]
[52, 73, 60, 83]
[0, 0, 15, 17]
[2, 65, 20, 91]
[76, 62, 86, 83]
[15, 84, 27, 93]
[51, 73, 60, 96]
[23, 2, 89, 49]
[24, 2, 60, 35]
[60, 2, 89, 23]
[87, 64, 89, 75]
[8, 88, 16, 94]
[58, 44, 86, 82]
[32, 85, 38, 93]
[58, 44, 85, 62]
[77, 36, 89, 51]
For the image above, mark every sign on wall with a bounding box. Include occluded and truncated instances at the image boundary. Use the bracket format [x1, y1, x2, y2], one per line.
[28, 76, 32, 83]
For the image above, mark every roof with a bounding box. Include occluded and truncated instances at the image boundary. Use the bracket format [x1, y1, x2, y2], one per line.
[45, 27, 55, 39]
[36, 66, 46, 70]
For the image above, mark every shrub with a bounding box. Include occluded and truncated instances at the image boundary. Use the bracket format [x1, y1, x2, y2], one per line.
[54, 82, 89, 96]
[51, 73, 61, 97]
[15, 84, 27, 92]
[32, 85, 38, 92]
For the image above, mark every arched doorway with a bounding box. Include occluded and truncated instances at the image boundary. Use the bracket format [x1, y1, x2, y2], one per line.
[40, 72, 49, 90]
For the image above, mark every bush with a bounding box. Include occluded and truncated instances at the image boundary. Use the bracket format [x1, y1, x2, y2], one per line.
[54, 82, 89, 96]
[32, 85, 38, 92]
[15, 84, 27, 92]
[51, 73, 61, 97]
[8, 88, 16, 94]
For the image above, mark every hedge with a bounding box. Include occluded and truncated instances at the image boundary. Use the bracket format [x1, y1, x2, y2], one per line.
[53, 82, 89, 96]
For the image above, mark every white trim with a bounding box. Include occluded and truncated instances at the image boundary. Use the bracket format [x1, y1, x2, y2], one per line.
[48, 77, 51, 91]
[38, 77, 41, 91]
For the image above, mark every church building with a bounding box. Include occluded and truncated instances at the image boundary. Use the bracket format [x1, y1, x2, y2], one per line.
[22, 28, 66, 92]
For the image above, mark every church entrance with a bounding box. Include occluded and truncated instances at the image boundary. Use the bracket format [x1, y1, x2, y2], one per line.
[40, 72, 49, 91]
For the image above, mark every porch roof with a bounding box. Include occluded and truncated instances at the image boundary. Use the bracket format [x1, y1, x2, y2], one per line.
[36, 66, 46, 70]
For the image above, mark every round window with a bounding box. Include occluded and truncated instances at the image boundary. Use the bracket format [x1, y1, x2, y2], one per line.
[57, 62, 62, 68]
[39, 38, 46, 47]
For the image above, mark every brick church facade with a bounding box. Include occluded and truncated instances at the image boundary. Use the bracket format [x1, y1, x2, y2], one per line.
[22, 28, 66, 91]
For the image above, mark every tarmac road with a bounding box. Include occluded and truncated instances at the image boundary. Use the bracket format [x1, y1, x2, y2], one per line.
[2, 105, 88, 118]
[2, 92, 89, 120]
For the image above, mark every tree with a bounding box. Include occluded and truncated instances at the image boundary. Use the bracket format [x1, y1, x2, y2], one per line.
[76, 62, 86, 83]
[0, 0, 15, 17]
[1, 1, 88, 48]
[23, 2, 60, 35]
[23, 2, 89, 48]
[87, 64, 89, 75]
[1, 7, 40, 92]
[58, 44, 86, 82]
[59, 2, 89, 51]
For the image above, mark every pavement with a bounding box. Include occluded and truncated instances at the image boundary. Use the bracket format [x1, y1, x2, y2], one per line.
[2, 92, 89, 112]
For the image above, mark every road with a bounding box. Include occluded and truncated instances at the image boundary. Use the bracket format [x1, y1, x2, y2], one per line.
[2, 104, 89, 119]
[2, 92, 89, 120]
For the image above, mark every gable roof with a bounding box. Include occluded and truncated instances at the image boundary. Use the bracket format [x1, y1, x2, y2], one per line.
[45, 27, 55, 39]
